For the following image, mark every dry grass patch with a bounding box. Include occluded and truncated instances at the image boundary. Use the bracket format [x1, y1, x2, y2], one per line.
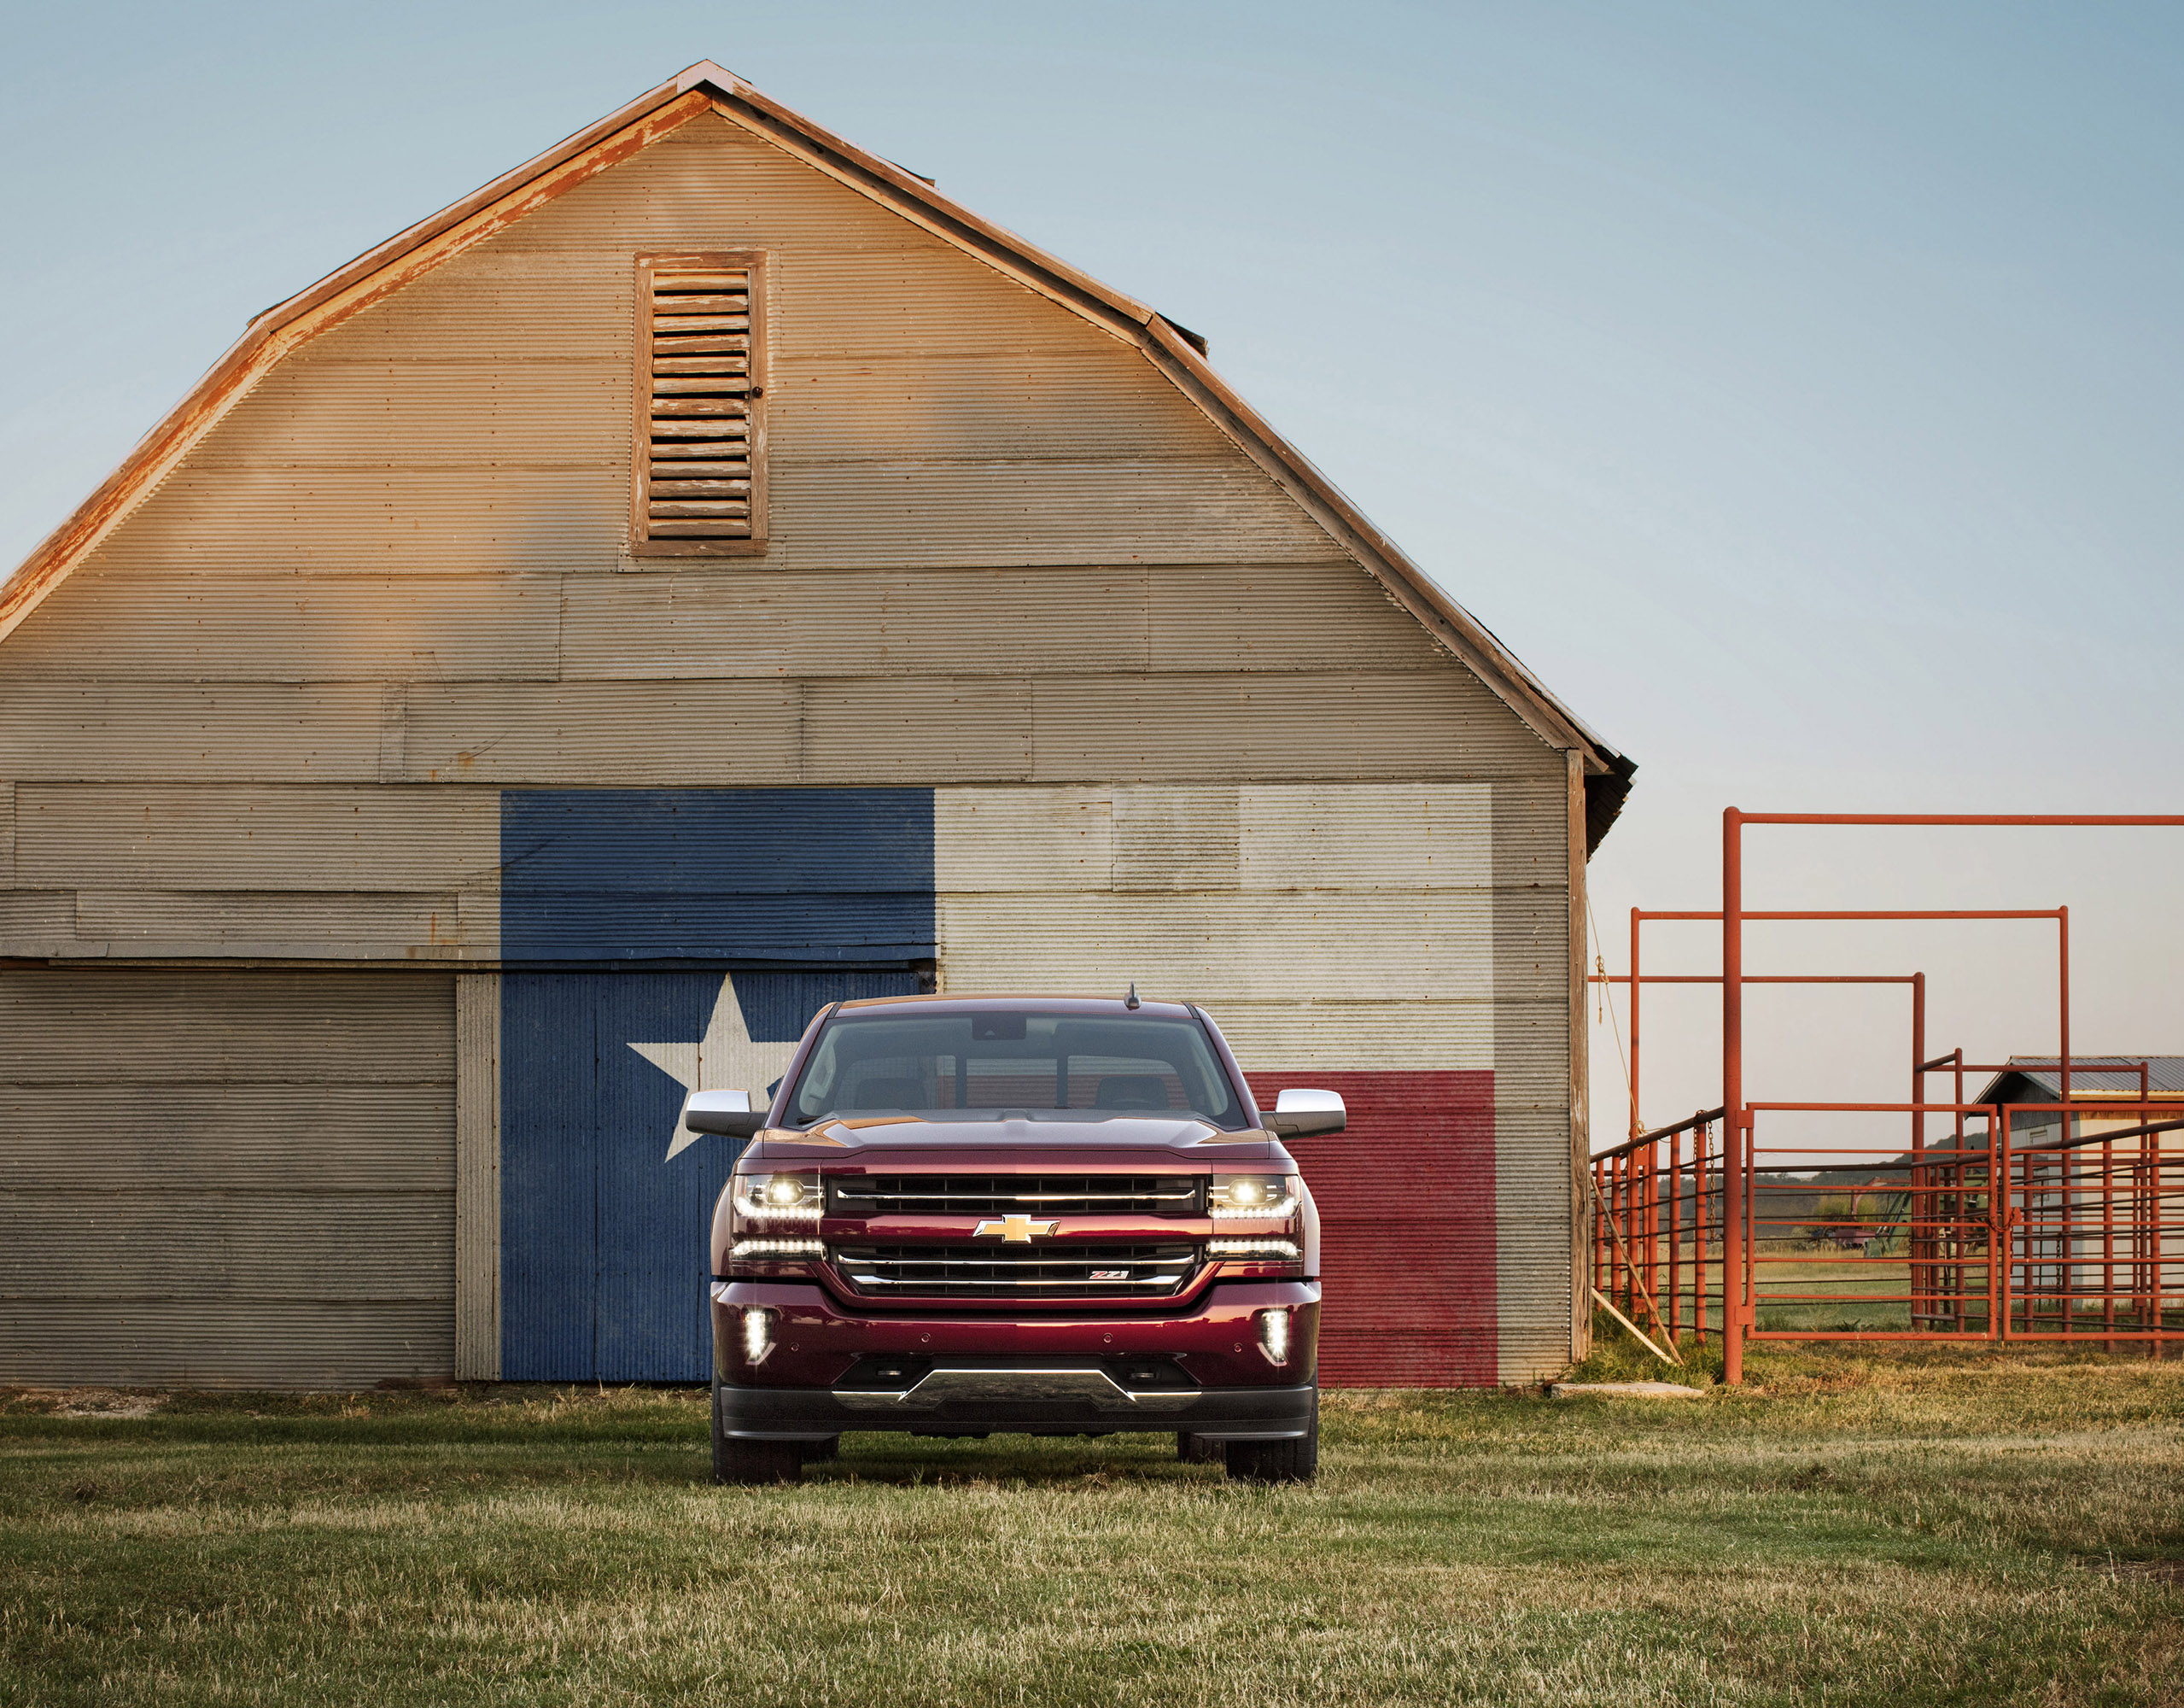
[3, 1345, 2181, 1705]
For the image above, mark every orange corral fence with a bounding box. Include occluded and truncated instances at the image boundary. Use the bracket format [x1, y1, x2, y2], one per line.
[1592, 1100, 2184, 1355]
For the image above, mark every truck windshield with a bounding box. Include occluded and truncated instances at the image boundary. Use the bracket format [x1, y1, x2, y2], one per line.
[784, 1009, 1248, 1130]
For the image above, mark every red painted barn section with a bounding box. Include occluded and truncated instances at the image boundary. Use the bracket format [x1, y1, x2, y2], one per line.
[1246, 1070, 1498, 1387]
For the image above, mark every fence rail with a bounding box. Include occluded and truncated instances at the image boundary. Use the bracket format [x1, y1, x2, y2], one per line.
[1590, 1101, 2184, 1358]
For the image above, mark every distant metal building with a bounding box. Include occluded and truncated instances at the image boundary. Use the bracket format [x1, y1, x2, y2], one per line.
[0, 64, 1632, 1389]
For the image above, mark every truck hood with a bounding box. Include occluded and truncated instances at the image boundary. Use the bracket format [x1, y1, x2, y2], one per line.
[750, 1114, 1274, 1161]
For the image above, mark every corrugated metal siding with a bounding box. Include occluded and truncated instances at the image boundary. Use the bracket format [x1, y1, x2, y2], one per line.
[1492, 764, 1574, 1383]
[0, 571, 564, 682]
[499, 968, 920, 1382]
[0, 968, 454, 1389]
[1251, 1070, 1497, 1389]
[13, 786, 499, 892]
[454, 973, 500, 1380]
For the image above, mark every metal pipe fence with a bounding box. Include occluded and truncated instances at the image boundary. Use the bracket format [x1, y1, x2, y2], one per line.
[1591, 1101, 2184, 1355]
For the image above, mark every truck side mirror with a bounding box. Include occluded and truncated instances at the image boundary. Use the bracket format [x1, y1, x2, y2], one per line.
[684, 1087, 766, 1139]
[1264, 1087, 1346, 1138]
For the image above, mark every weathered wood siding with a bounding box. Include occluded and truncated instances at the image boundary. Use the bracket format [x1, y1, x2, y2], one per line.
[0, 107, 1581, 1385]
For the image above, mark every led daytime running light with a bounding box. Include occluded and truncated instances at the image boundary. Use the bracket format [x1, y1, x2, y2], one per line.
[1208, 1238, 1301, 1258]
[732, 1174, 824, 1222]
[730, 1238, 825, 1258]
[1208, 1195, 1300, 1221]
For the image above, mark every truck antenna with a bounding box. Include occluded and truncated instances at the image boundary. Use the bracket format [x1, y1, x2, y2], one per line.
[1124, 983, 1140, 1009]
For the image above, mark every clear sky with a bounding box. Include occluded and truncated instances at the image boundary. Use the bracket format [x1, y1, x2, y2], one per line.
[3, 2, 2180, 1143]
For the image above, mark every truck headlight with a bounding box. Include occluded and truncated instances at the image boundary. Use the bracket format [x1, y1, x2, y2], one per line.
[1210, 1174, 1299, 1220]
[733, 1173, 822, 1223]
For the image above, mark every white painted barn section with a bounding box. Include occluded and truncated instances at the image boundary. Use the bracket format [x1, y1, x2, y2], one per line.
[0, 64, 1632, 1390]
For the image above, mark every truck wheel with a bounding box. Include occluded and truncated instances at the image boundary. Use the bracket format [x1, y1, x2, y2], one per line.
[802, 1436, 841, 1463]
[711, 1378, 802, 1485]
[1223, 1387, 1318, 1484]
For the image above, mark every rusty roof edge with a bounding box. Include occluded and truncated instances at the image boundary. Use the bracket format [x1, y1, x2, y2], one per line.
[0, 72, 712, 641]
[1138, 313, 1632, 777]
[688, 62, 1632, 780]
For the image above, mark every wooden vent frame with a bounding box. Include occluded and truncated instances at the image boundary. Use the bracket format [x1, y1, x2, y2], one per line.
[631, 250, 768, 557]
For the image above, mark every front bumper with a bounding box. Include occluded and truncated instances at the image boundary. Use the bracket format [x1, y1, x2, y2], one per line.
[711, 1278, 1318, 1439]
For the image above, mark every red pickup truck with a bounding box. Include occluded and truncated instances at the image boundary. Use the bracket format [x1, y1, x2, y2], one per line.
[686, 993, 1343, 1484]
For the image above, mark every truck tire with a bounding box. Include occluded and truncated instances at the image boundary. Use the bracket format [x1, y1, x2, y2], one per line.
[1223, 1387, 1318, 1484]
[711, 1378, 802, 1485]
[802, 1436, 841, 1463]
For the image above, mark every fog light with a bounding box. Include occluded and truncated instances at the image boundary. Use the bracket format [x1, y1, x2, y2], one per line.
[742, 1306, 774, 1368]
[1257, 1307, 1291, 1367]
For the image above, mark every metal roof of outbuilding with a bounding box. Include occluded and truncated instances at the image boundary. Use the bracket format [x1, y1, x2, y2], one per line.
[1971, 1056, 2184, 1103]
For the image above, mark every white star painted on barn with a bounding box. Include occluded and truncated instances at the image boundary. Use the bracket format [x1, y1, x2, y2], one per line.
[628, 975, 799, 1162]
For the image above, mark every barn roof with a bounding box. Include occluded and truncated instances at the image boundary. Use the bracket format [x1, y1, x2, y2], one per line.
[1972, 1056, 2184, 1103]
[0, 61, 1636, 845]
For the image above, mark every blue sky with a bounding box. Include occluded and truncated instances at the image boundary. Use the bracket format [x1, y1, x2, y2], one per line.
[3, 2, 2179, 1132]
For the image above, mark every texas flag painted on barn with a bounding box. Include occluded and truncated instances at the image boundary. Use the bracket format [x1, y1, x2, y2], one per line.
[495, 785, 1498, 1385]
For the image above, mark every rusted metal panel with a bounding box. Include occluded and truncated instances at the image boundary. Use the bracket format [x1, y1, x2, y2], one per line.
[0, 1084, 453, 1190]
[454, 973, 500, 1380]
[3, 1195, 453, 1299]
[1110, 787, 1240, 892]
[0, 968, 454, 1389]
[72, 890, 483, 962]
[1239, 784, 1492, 891]
[399, 681, 802, 785]
[1147, 562, 1450, 674]
[769, 352, 1219, 459]
[15, 785, 498, 892]
[803, 679, 1032, 783]
[0, 968, 450, 1081]
[558, 568, 1156, 681]
[0, 892, 77, 956]
[1029, 674, 1552, 781]
[763, 459, 1331, 570]
[1202, 1002, 1496, 1073]
[0, 681, 384, 783]
[931, 787, 1112, 892]
[937, 892, 1527, 1001]
[0, 571, 564, 684]
[189, 360, 628, 469]
[0, 1303, 456, 1390]
[83, 471, 627, 578]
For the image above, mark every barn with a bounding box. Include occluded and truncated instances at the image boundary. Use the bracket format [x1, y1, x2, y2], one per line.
[0, 63, 1632, 1391]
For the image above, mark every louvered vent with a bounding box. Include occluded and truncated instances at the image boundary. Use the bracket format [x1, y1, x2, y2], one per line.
[633, 252, 765, 554]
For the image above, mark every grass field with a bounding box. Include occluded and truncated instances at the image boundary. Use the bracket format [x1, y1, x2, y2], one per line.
[3, 1336, 2181, 1705]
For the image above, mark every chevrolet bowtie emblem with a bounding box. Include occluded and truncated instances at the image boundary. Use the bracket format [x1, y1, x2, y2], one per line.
[975, 1214, 1059, 1243]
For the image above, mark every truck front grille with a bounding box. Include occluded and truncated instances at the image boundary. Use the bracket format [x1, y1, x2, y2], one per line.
[833, 1242, 1200, 1298]
[831, 1175, 1204, 1217]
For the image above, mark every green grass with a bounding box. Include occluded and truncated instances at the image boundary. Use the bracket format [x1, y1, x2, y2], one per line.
[4, 1340, 2182, 1705]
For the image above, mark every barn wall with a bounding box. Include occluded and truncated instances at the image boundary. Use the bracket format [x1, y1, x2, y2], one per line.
[0, 106, 1582, 1387]
[0, 968, 454, 1387]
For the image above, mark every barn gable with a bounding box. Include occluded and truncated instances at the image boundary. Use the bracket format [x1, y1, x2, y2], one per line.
[0, 65, 1628, 1392]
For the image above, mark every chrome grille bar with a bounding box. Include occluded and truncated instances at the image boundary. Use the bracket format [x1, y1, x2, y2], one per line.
[831, 1175, 1205, 1217]
[833, 1242, 1200, 1299]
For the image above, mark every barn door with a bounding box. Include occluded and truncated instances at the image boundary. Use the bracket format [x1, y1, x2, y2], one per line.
[499, 968, 918, 1381]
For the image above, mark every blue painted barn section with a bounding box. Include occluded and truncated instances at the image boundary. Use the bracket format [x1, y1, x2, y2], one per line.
[499, 788, 933, 1381]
